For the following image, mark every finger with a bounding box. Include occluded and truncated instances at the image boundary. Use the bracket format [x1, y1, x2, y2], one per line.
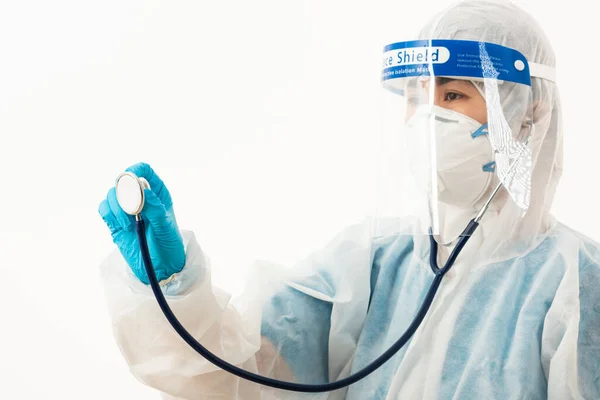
[141, 188, 169, 229]
[125, 162, 173, 210]
[107, 187, 134, 231]
[98, 198, 121, 235]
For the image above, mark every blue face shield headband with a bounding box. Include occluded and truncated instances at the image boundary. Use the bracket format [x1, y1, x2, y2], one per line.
[117, 40, 555, 393]
[381, 39, 555, 90]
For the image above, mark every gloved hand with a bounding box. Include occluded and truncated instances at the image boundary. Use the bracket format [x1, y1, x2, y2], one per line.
[98, 162, 186, 284]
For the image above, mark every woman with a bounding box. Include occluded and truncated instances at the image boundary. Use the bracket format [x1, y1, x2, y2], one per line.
[98, 1, 600, 399]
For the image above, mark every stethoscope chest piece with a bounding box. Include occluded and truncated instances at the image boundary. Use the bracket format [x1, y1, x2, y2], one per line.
[115, 172, 151, 217]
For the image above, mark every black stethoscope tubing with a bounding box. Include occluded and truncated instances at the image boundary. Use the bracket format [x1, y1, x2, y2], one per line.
[136, 215, 479, 393]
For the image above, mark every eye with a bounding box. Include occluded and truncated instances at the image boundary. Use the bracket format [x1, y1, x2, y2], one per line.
[444, 91, 464, 102]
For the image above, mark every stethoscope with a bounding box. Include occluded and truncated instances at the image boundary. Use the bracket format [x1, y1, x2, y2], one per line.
[113, 125, 532, 393]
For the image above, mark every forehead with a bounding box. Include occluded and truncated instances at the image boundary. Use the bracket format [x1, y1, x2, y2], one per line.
[406, 77, 473, 89]
[406, 76, 471, 88]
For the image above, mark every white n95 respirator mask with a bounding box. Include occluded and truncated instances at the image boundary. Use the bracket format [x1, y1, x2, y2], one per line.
[404, 105, 495, 208]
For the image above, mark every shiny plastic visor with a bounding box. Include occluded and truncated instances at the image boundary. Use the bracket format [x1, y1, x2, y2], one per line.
[372, 39, 547, 239]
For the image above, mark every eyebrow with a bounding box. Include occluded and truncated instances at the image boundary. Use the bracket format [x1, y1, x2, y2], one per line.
[437, 77, 457, 86]
[406, 77, 458, 89]
[405, 77, 462, 91]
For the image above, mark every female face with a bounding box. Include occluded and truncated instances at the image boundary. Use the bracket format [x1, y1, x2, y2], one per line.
[406, 77, 487, 124]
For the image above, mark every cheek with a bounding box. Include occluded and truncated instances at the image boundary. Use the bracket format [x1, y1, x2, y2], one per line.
[454, 100, 487, 125]
[470, 97, 488, 124]
[432, 94, 488, 125]
[474, 106, 488, 125]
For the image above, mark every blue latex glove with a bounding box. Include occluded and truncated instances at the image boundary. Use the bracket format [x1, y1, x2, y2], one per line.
[98, 162, 186, 284]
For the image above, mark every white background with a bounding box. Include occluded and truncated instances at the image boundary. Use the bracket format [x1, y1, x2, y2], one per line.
[0, 0, 594, 398]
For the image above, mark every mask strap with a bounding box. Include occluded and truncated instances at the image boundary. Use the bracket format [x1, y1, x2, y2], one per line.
[471, 80, 485, 100]
[482, 161, 496, 173]
[471, 124, 489, 139]
[470, 124, 495, 173]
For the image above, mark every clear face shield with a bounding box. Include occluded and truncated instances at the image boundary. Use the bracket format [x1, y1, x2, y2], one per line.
[372, 40, 549, 241]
